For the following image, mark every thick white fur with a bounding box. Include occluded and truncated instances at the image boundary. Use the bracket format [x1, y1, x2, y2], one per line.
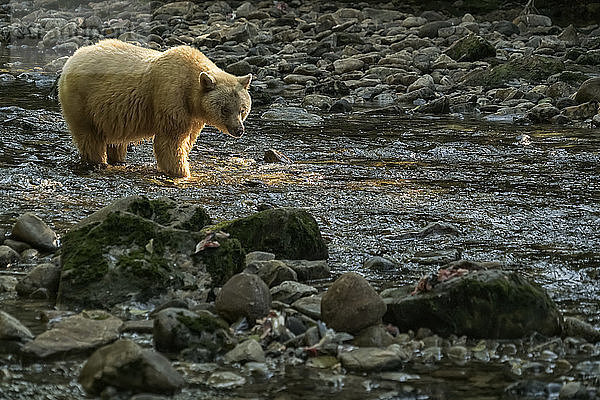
[58, 39, 251, 177]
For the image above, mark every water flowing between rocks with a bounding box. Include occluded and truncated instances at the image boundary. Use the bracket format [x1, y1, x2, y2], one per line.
[1, 48, 599, 399]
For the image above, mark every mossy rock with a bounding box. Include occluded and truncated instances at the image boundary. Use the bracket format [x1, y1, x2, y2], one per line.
[211, 208, 328, 260]
[194, 238, 246, 287]
[73, 195, 211, 232]
[57, 210, 202, 309]
[461, 55, 564, 88]
[382, 270, 562, 339]
[445, 34, 496, 62]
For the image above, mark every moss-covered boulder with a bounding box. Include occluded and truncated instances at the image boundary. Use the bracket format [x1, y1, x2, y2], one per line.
[445, 34, 496, 62]
[461, 55, 564, 89]
[57, 197, 243, 309]
[382, 270, 562, 339]
[214, 208, 328, 260]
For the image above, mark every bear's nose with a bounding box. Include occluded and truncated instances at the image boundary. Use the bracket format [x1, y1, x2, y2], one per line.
[232, 126, 244, 138]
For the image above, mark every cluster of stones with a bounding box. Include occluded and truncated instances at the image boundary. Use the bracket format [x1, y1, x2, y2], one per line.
[1, 195, 599, 398]
[2, 1, 600, 126]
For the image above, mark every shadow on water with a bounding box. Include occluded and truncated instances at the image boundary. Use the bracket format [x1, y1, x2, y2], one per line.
[1, 46, 600, 399]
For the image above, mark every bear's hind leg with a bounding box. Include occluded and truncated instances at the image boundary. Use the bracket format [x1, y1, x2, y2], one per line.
[107, 144, 128, 165]
[153, 132, 192, 178]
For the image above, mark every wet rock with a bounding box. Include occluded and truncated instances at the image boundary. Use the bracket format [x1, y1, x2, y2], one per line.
[417, 222, 461, 238]
[292, 294, 322, 320]
[418, 21, 452, 38]
[383, 269, 562, 338]
[261, 106, 324, 127]
[23, 310, 122, 359]
[254, 260, 297, 287]
[329, 98, 353, 113]
[407, 74, 434, 93]
[79, 339, 184, 396]
[0, 311, 34, 341]
[245, 251, 275, 265]
[321, 272, 386, 334]
[527, 103, 561, 123]
[153, 1, 198, 18]
[263, 149, 292, 163]
[3, 239, 30, 253]
[338, 345, 407, 371]
[333, 57, 364, 74]
[270, 281, 317, 304]
[561, 317, 600, 342]
[217, 208, 328, 260]
[445, 34, 496, 62]
[281, 259, 330, 281]
[562, 101, 598, 120]
[206, 371, 246, 389]
[302, 94, 334, 111]
[11, 212, 58, 252]
[216, 273, 271, 323]
[15, 262, 61, 299]
[363, 256, 398, 272]
[492, 20, 520, 36]
[462, 55, 564, 88]
[0, 276, 18, 292]
[574, 77, 600, 104]
[559, 382, 590, 399]
[0, 245, 20, 267]
[59, 196, 238, 308]
[352, 324, 394, 347]
[415, 96, 450, 114]
[153, 307, 231, 356]
[514, 14, 552, 29]
[285, 316, 307, 335]
[226, 60, 252, 76]
[224, 339, 265, 364]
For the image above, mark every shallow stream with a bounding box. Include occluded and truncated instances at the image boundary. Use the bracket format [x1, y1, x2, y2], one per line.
[1, 45, 599, 399]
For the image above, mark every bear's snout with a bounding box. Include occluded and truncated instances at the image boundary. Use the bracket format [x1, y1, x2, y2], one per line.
[228, 125, 245, 138]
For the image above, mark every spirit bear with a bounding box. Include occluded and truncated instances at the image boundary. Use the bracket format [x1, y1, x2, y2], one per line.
[58, 39, 252, 178]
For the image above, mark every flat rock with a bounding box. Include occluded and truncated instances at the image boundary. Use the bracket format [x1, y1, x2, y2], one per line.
[270, 281, 317, 304]
[338, 345, 407, 371]
[79, 339, 184, 395]
[22, 310, 122, 359]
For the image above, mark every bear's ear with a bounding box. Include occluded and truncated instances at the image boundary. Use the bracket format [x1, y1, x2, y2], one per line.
[199, 72, 216, 91]
[239, 74, 252, 90]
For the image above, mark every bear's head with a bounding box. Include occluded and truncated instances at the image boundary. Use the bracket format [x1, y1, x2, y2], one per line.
[199, 72, 252, 138]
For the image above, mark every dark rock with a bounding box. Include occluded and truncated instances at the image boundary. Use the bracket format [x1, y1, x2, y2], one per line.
[562, 101, 598, 120]
[23, 310, 122, 359]
[11, 212, 58, 252]
[363, 256, 398, 272]
[0, 310, 34, 341]
[226, 60, 252, 76]
[270, 281, 317, 304]
[3, 239, 31, 253]
[383, 269, 562, 338]
[492, 20, 519, 36]
[264, 149, 292, 163]
[418, 21, 452, 38]
[561, 316, 600, 342]
[445, 34, 496, 62]
[281, 259, 330, 281]
[153, 307, 232, 357]
[415, 96, 450, 114]
[0, 245, 20, 267]
[286, 316, 307, 335]
[462, 55, 564, 88]
[254, 260, 297, 287]
[329, 99, 352, 113]
[575, 49, 600, 65]
[216, 208, 328, 260]
[16, 262, 61, 299]
[216, 273, 271, 323]
[574, 77, 600, 104]
[556, 97, 578, 109]
[527, 103, 561, 123]
[321, 272, 386, 334]
[79, 339, 184, 395]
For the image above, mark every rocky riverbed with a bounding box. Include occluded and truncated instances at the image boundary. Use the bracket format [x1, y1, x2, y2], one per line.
[1, 0, 600, 399]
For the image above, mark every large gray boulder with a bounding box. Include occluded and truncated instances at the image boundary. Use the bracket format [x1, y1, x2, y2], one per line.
[216, 273, 271, 323]
[11, 212, 58, 252]
[383, 269, 562, 338]
[0, 311, 34, 341]
[321, 272, 386, 334]
[79, 339, 185, 395]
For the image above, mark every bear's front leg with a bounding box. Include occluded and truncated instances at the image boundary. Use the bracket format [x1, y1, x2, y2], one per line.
[153, 131, 194, 178]
[107, 144, 128, 165]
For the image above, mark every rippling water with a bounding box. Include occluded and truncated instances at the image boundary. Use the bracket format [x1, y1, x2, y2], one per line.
[1, 45, 599, 399]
